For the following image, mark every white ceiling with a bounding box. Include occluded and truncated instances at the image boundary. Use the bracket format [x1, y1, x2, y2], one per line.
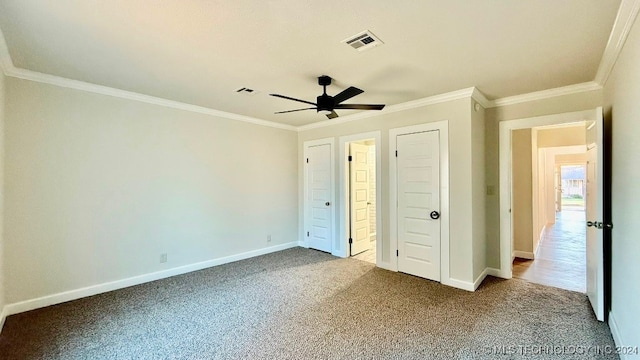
[0, 0, 622, 126]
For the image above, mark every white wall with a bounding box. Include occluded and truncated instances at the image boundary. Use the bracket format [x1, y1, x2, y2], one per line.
[298, 97, 482, 285]
[471, 100, 487, 280]
[0, 73, 5, 322]
[511, 129, 533, 255]
[4, 77, 298, 304]
[536, 126, 586, 148]
[531, 129, 541, 252]
[367, 143, 376, 242]
[603, 13, 640, 351]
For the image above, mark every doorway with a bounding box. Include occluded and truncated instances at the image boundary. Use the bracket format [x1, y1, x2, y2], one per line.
[303, 138, 335, 253]
[558, 164, 586, 211]
[389, 121, 449, 283]
[512, 141, 586, 293]
[499, 108, 607, 321]
[348, 140, 377, 264]
[338, 131, 382, 265]
[511, 128, 588, 293]
[396, 130, 441, 281]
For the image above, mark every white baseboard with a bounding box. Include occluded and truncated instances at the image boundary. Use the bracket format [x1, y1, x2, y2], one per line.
[486, 267, 507, 278]
[331, 248, 349, 258]
[2, 242, 299, 320]
[513, 250, 535, 260]
[469, 267, 503, 291]
[473, 268, 489, 290]
[0, 305, 7, 333]
[298, 240, 308, 248]
[442, 277, 475, 292]
[532, 234, 542, 259]
[608, 311, 632, 360]
[376, 261, 393, 271]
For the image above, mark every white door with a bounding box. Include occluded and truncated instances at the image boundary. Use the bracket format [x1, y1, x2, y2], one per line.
[349, 143, 371, 256]
[307, 144, 332, 253]
[585, 107, 605, 321]
[397, 131, 441, 281]
[555, 165, 562, 212]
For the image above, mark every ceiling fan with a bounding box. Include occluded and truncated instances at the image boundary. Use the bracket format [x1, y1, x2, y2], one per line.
[270, 76, 385, 119]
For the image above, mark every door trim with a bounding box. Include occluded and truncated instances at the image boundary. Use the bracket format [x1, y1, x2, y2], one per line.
[338, 131, 382, 262]
[389, 121, 449, 281]
[498, 109, 593, 278]
[303, 138, 335, 252]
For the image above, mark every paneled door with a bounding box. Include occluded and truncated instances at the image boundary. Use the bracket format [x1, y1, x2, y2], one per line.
[349, 143, 371, 256]
[585, 107, 605, 321]
[307, 144, 333, 253]
[396, 131, 441, 281]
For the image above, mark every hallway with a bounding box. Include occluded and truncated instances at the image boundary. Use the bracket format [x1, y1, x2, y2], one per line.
[513, 210, 586, 293]
[351, 246, 376, 264]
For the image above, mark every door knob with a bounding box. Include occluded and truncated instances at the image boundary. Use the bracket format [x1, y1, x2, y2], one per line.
[325, 202, 330, 206]
[430, 211, 440, 220]
[586, 221, 594, 227]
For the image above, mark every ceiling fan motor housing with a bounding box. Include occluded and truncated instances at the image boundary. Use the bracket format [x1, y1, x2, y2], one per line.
[316, 94, 335, 113]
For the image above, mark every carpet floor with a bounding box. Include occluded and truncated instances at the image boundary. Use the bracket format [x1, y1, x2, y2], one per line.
[0, 248, 617, 359]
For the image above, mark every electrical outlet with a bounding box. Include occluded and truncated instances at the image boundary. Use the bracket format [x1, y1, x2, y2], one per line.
[160, 253, 167, 263]
[267, 235, 272, 242]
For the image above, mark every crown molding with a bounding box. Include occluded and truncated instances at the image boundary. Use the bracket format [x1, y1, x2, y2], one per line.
[2, 0, 637, 128]
[595, 0, 640, 85]
[0, 29, 296, 132]
[297, 87, 477, 131]
[471, 88, 491, 108]
[0, 28, 13, 75]
[489, 81, 602, 108]
[8, 67, 297, 131]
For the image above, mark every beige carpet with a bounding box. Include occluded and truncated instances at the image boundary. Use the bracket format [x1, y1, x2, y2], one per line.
[0, 248, 617, 359]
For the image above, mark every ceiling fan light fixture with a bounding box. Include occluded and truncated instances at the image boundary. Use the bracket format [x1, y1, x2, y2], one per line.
[270, 75, 385, 120]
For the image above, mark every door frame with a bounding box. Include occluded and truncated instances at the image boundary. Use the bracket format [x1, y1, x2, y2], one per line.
[498, 109, 593, 278]
[389, 121, 449, 279]
[338, 131, 382, 261]
[303, 138, 335, 252]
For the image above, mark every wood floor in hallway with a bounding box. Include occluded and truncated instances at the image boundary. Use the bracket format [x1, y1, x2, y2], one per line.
[351, 242, 376, 264]
[512, 209, 586, 293]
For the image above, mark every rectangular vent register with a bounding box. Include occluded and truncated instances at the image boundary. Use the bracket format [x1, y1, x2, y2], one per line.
[342, 30, 384, 52]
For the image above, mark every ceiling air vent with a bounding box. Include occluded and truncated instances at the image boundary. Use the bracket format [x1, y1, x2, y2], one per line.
[342, 30, 384, 52]
[234, 87, 258, 95]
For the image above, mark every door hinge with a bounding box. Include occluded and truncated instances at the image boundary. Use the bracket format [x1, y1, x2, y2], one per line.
[395, 150, 398, 157]
[348, 155, 352, 162]
[307, 231, 309, 237]
[396, 250, 399, 257]
[349, 238, 353, 244]
[306, 158, 309, 163]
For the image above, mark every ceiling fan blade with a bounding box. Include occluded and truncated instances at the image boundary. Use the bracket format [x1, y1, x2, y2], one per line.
[326, 111, 339, 119]
[334, 104, 385, 110]
[333, 86, 364, 104]
[274, 107, 316, 114]
[270, 94, 317, 106]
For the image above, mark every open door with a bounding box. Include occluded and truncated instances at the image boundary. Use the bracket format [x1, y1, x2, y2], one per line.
[585, 107, 605, 321]
[349, 143, 371, 255]
[555, 165, 562, 212]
